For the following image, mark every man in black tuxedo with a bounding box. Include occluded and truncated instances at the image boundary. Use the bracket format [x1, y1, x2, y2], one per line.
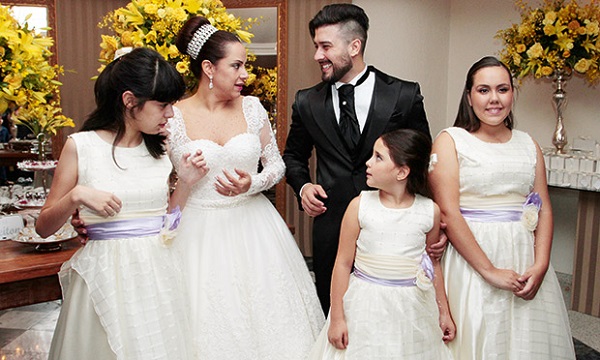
[283, 3, 432, 313]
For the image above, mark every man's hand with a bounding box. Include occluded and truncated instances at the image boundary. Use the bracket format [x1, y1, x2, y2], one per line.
[301, 184, 328, 217]
[70, 209, 88, 245]
[426, 222, 448, 261]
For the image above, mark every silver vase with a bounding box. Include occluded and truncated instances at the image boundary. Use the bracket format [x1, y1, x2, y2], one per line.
[551, 69, 572, 154]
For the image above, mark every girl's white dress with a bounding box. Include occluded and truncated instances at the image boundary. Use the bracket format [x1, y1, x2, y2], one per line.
[441, 127, 575, 359]
[167, 96, 325, 359]
[309, 191, 453, 359]
[49, 131, 193, 360]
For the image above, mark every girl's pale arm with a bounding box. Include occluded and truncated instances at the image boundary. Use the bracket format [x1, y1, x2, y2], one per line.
[429, 132, 523, 292]
[514, 140, 553, 300]
[427, 203, 455, 343]
[327, 196, 360, 350]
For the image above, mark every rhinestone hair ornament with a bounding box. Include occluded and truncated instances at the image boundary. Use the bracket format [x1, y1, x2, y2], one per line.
[187, 24, 218, 60]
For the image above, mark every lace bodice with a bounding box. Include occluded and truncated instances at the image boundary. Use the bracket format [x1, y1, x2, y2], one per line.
[167, 96, 284, 208]
[442, 127, 537, 210]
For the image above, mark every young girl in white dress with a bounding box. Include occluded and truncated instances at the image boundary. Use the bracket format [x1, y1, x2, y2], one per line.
[310, 129, 454, 359]
[37, 48, 207, 360]
[429, 56, 575, 359]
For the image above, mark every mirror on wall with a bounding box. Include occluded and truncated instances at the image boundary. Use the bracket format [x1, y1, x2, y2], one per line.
[3, 0, 56, 63]
[223, 0, 288, 218]
[2, 0, 60, 163]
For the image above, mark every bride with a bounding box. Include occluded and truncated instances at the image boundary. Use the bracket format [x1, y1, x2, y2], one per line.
[167, 15, 325, 359]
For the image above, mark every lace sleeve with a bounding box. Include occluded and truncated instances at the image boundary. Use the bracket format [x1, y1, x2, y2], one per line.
[246, 98, 285, 195]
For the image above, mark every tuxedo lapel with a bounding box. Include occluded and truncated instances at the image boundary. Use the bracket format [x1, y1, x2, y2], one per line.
[309, 84, 352, 162]
[356, 73, 396, 164]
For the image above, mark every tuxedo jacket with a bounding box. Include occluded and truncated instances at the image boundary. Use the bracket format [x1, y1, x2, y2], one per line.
[284, 66, 430, 221]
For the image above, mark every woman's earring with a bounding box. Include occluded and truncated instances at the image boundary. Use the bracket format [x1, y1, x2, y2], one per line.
[209, 76, 213, 90]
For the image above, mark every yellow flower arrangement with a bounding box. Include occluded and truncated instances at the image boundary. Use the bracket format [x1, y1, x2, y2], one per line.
[98, 0, 257, 91]
[245, 65, 277, 124]
[0, 5, 73, 136]
[497, 0, 600, 85]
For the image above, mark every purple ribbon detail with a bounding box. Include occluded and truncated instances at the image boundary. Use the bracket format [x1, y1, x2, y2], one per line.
[165, 206, 182, 231]
[524, 192, 542, 210]
[86, 216, 164, 240]
[421, 253, 434, 281]
[353, 267, 417, 287]
[460, 208, 522, 222]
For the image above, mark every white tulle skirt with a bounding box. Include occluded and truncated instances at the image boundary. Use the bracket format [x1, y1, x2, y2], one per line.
[443, 220, 575, 360]
[175, 193, 325, 359]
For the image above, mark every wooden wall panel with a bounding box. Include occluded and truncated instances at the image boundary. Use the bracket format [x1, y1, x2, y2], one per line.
[55, 0, 128, 143]
[571, 191, 600, 317]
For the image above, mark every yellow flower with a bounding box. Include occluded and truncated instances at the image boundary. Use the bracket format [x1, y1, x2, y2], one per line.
[544, 11, 557, 25]
[541, 66, 554, 76]
[516, 43, 527, 53]
[586, 20, 599, 36]
[145, 30, 157, 43]
[175, 60, 188, 74]
[527, 42, 544, 58]
[574, 58, 591, 73]
[121, 31, 134, 46]
[144, 3, 158, 15]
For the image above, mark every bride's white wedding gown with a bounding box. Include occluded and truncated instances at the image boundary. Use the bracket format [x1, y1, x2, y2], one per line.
[167, 96, 325, 359]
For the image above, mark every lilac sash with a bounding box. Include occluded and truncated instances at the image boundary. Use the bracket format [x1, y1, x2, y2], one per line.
[87, 207, 182, 241]
[460, 208, 521, 222]
[353, 267, 416, 287]
[353, 254, 434, 287]
[86, 216, 164, 240]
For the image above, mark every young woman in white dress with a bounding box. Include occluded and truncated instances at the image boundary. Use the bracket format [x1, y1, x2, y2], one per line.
[310, 129, 454, 359]
[429, 56, 575, 359]
[167, 16, 324, 359]
[37, 47, 207, 360]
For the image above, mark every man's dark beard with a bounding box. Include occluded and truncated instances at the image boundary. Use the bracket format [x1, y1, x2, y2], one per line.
[322, 59, 352, 84]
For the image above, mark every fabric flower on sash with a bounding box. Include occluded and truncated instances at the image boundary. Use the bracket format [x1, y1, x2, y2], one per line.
[160, 206, 182, 246]
[521, 192, 542, 231]
[415, 253, 434, 290]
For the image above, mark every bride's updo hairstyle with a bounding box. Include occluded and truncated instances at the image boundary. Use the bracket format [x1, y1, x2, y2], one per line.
[176, 16, 242, 80]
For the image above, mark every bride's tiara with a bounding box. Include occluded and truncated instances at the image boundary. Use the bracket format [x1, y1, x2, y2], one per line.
[187, 24, 218, 60]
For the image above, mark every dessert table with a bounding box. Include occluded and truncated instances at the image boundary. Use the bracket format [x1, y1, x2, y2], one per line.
[0, 238, 81, 310]
[0, 150, 38, 167]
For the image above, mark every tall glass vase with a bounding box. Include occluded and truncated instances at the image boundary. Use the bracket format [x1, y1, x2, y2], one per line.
[551, 69, 572, 154]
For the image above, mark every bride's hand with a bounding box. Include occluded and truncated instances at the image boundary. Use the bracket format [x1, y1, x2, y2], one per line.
[215, 169, 251, 197]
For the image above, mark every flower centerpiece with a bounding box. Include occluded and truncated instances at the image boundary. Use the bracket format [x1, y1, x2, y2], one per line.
[497, 0, 600, 83]
[246, 64, 278, 125]
[0, 5, 74, 155]
[98, 0, 256, 91]
[496, 0, 600, 152]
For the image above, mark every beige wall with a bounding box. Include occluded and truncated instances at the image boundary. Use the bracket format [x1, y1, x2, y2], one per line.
[356, 0, 600, 274]
[55, 0, 129, 137]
